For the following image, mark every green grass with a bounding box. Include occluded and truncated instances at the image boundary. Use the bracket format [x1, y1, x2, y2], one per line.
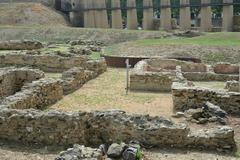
[135, 32, 240, 47]
[89, 52, 101, 60]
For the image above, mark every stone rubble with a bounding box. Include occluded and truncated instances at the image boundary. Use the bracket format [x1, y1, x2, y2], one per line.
[183, 102, 228, 125]
[225, 80, 240, 92]
[0, 40, 43, 50]
[172, 81, 240, 115]
[56, 141, 143, 160]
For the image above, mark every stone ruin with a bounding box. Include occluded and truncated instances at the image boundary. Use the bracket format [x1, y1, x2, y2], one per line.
[130, 58, 240, 115]
[0, 40, 238, 159]
[225, 80, 240, 92]
[130, 58, 239, 92]
[130, 58, 240, 120]
[0, 65, 237, 157]
[0, 40, 43, 50]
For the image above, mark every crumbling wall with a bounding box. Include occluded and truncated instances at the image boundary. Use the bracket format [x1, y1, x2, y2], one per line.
[1, 78, 63, 110]
[146, 59, 207, 72]
[0, 109, 235, 150]
[225, 81, 240, 92]
[0, 40, 43, 50]
[0, 68, 44, 98]
[130, 59, 207, 92]
[214, 63, 239, 74]
[130, 72, 176, 92]
[61, 59, 107, 94]
[182, 72, 239, 81]
[0, 52, 89, 72]
[172, 82, 240, 115]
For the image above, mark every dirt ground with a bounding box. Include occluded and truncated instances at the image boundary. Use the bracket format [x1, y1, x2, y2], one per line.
[50, 68, 174, 117]
[106, 43, 240, 64]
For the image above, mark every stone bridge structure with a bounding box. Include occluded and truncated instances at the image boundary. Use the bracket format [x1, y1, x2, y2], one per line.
[55, 0, 236, 31]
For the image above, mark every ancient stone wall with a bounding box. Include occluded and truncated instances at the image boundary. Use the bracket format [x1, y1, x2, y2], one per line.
[0, 40, 43, 50]
[0, 52, 89, 72]
[213, 63, 239, 74]
[1, 78, 63, 110]
[61, 59, 107, 94]
[130, 71, 176, 92]
[0, 109, 235, 150]
[225, 81, 240, 92]
[0, 68, 44, 98]
[172, 82, 240, 115]
[182, 72, 239, 81]
[146, 59, 207, 72]
[130, 59, 207, 92]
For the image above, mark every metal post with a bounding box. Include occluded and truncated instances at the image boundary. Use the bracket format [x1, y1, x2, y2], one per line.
[125, 59, 131, 95]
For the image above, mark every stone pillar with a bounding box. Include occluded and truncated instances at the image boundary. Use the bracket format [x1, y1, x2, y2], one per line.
[94, 0, 109, 28]
[160, 0, 172, 30]
[112, 0, 123, 29]
[83, 0, 95, 28]
[127, 0, 138, 30]
[222, 0, 233, 31]
[200, 0, 212, 32]
[142, 0, 154, 30]
[180, 0, 191, 30]
[69, 0, 84, 27]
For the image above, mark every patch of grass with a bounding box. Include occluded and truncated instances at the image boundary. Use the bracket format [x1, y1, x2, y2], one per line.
[235, 149, 240, 158]
[89, 52, 101, 60]
[0, 26, 168, 44]
[135, 32, 240, 47]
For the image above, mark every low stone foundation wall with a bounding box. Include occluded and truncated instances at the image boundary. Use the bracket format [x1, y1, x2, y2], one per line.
[172, 82, 240, 115]
[0, 40, 43, 50]
[0, 109, 235, 150]
[182, 72, 239, 81]
[225, 81, 240, 92]
[130, 59, 207, 92]
[0, 58, 107, 110]
[130, 72, 176, 92]
[61, 59, 107, 94]
[146, 59, 207, 72]
[0, 68, 44, 98]
[214, 63, 239, 74]
[0, 52, 89, 72]
[1, 78, 63, 110]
